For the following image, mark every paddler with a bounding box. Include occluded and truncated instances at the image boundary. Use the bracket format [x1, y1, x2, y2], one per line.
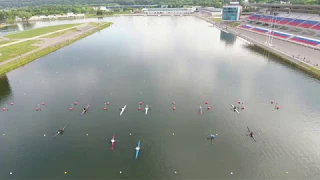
[250, 132, 253, 138]
[83, 107, 86, 111]
[210, 134, 215, 140]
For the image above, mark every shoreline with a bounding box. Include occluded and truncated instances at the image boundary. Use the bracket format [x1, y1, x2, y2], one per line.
[194, 14, 320, 80]
[0, 22, 112, 75]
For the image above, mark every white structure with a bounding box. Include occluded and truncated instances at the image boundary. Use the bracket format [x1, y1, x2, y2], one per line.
[142, 8, 194, 15]
[199, 7, 222, 16]
[280, 1, 290, 4]
[191, 6, 201, 12]
[93, 6, 111, 11]
[28, 13, 85, 21]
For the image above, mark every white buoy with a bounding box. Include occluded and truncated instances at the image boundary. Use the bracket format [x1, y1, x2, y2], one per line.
[10, 172, 12, 175]
[216, 134, 218, 136]
[230, 172, 233, 175]
[119, 171, 122, 174]
[129, 133, 132, 135]
[44, 134, 46, 136]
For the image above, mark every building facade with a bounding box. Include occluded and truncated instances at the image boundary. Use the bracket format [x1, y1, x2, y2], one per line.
[222, 5, 242, 21]
[198, 7, 222, 16]
[142, 8, 194, 15]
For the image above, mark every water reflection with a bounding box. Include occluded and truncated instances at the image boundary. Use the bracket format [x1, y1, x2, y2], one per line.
[0, 75, 12, 103]
[0, 22, 36, 34]
[220, 31, 236, 46]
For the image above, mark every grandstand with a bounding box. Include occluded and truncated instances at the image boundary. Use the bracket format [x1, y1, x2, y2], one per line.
[238, 24, 320, 47]
[237, 4, 320, 48]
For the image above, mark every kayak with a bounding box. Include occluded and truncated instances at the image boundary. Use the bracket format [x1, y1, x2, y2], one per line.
[247, 126, 256, 142]
[135, 140, 140, 159]
[53, 125, 69, 139]
[111, 134, 115, 150]
[120, 105, 127, 116]
[81, 104, 90, 115]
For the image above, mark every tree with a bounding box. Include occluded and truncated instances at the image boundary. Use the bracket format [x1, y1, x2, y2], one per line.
[96, 10, 103, 15]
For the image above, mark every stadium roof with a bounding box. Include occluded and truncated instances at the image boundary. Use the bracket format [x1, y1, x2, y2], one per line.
[248, 3, 320, 14]
[249, 3, 320, 9]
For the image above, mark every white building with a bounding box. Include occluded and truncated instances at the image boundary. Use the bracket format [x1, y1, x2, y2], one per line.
[191, 6, 201, 12]
[142, 8, 194, 15]
[28, 13, 85, 21]
[93, 6, 111, 11]
[198, 7, 222, 16]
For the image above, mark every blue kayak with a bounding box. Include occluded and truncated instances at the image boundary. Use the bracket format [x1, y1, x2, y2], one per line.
[135, 140, 140, 159]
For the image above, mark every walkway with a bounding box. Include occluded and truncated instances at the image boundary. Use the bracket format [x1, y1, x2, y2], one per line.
[194, 14, 320, 68]
[0, 23, 98, 67]
[0, 24, 85, 48]
[230, 27, 320, 67]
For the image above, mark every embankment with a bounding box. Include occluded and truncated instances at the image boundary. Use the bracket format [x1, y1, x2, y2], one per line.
[229, 28, 320, 80]
[0, 22, 112, 75]
[194, 14, 320, 80]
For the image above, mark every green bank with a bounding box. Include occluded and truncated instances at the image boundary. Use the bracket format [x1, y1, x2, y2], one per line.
[5, 24, 80, 39]
[0, 40, 40, 62]
[248, 44, 320, 80]
[0, 22, 112, 75]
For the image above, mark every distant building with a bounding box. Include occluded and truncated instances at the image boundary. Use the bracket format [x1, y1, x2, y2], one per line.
[142, 8, 194, 15]
[105, 5, 159, 9]
[93, 7, 111, 11]
[28, 13, 84, 21]
[198, 7, 222, 16]
[192, 6, 201, 12]
[222, 2, 242, 21]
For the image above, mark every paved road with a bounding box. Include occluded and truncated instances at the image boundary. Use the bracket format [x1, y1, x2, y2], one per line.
[0, 24, 84, 48]
[195, 14, 320, 67]
[0, 23, 98, 67]
[231, 27, 320, 67]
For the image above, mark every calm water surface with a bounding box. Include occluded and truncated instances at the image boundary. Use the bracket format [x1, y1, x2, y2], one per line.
[0, 16, 320, 179]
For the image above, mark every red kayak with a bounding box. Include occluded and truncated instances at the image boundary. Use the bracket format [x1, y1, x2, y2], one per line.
[111, 134, 115, 150]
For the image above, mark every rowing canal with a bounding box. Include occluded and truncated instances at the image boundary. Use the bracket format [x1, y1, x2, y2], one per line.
[1, 16, 320, 179]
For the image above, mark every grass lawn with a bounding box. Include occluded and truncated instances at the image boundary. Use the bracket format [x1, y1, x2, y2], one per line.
[42, 28, 76, 38]
[0, 40, 39, 62]
[89, 22, 100, 26]
[229, 22, 241, 27]
[5, 24, 80, 39]
[0, 22, 113, 75]
[209, 18, 222, 23]
[0, 40, 15, 46]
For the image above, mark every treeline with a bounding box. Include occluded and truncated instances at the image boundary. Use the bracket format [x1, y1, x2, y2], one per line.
[0, 0, 319, 8]
[1, 0, 235, 8]
[0, 5, 97, 23]
[0, 11, 32, 23]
